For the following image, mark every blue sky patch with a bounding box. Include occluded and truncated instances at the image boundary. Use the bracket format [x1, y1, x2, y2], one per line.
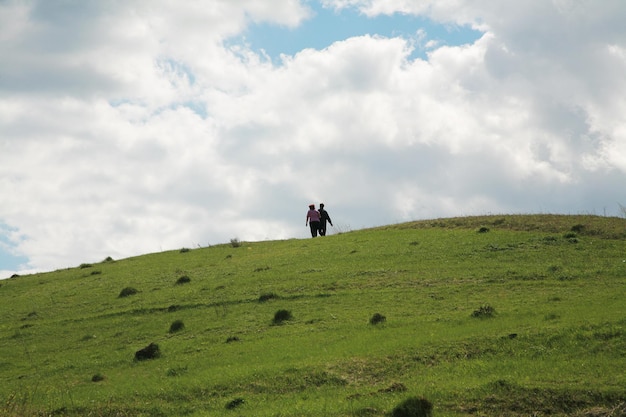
[231, 2, 482, 62]
[0, 223, 28, 274]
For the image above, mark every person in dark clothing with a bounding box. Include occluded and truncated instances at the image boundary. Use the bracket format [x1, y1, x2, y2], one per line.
[306, 204, 321, 237]
[318, 203, 333, 236]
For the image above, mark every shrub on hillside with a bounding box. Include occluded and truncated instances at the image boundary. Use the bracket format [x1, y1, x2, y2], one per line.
[369, 313, 386, 325]
[176, 275, 191, 285]
[118, 287, 138, 298]
[272, 309, 293, 325]
[391, 397, 433, 417]
[134, 343, 161, 361]
[258, 292, 279, 302]
[169, 320, 185, 333]
[230, 238, 241, 248]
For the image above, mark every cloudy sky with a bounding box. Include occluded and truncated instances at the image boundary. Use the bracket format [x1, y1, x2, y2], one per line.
[2, 0, 626, 278]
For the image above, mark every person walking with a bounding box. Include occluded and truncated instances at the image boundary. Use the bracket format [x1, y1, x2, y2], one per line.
[318, 203, 333, 236]
[305, 204, 321, 237]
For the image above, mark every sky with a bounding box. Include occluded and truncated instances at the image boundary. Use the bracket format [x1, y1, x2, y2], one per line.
[1, 0, 626, 278]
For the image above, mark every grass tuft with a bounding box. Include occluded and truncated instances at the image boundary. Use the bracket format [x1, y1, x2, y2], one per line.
[225, 398, 245, 409]
[471, 305, 496, 318]
[166, 366, 188, 377]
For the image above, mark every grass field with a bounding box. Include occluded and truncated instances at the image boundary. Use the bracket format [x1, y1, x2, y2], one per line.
[1, 214, 625, 416]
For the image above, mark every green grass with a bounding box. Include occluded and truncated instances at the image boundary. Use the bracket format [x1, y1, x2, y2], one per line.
[1, 214, 626, 416]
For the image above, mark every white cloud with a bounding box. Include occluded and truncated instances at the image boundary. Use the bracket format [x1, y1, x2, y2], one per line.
[1, 0, 626, 277]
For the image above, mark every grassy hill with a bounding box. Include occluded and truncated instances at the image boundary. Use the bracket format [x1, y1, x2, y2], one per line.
[1, 214, 625, 417]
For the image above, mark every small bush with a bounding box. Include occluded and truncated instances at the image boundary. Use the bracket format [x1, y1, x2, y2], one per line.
[259, 292, 279, 302]
[571, 224, 585, 233]
[369, 313, 386, 325]
[118, 287, 138, 298]
[391, 397, 433, 417]
[230, 238, 241, 248]
[226, 336, 240, 343]
[179, 247, 191, 253]
[175, 275, 191, 285]
[272, 309, 293, 325]
[471, 304, 496, 318]
[169, 320, 185, 333]
[79, 263, 92, 269]
[134, 343, 160, 361]
[102, 256, 114, 262]
[91, 374, 105, 382]
[478, 226, 490, 233]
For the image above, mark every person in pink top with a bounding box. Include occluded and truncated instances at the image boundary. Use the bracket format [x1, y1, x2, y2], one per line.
[305, 204, 321, 237]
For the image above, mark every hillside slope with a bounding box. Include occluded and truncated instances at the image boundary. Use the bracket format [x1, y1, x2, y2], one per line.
[1, 214, 625, 416]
